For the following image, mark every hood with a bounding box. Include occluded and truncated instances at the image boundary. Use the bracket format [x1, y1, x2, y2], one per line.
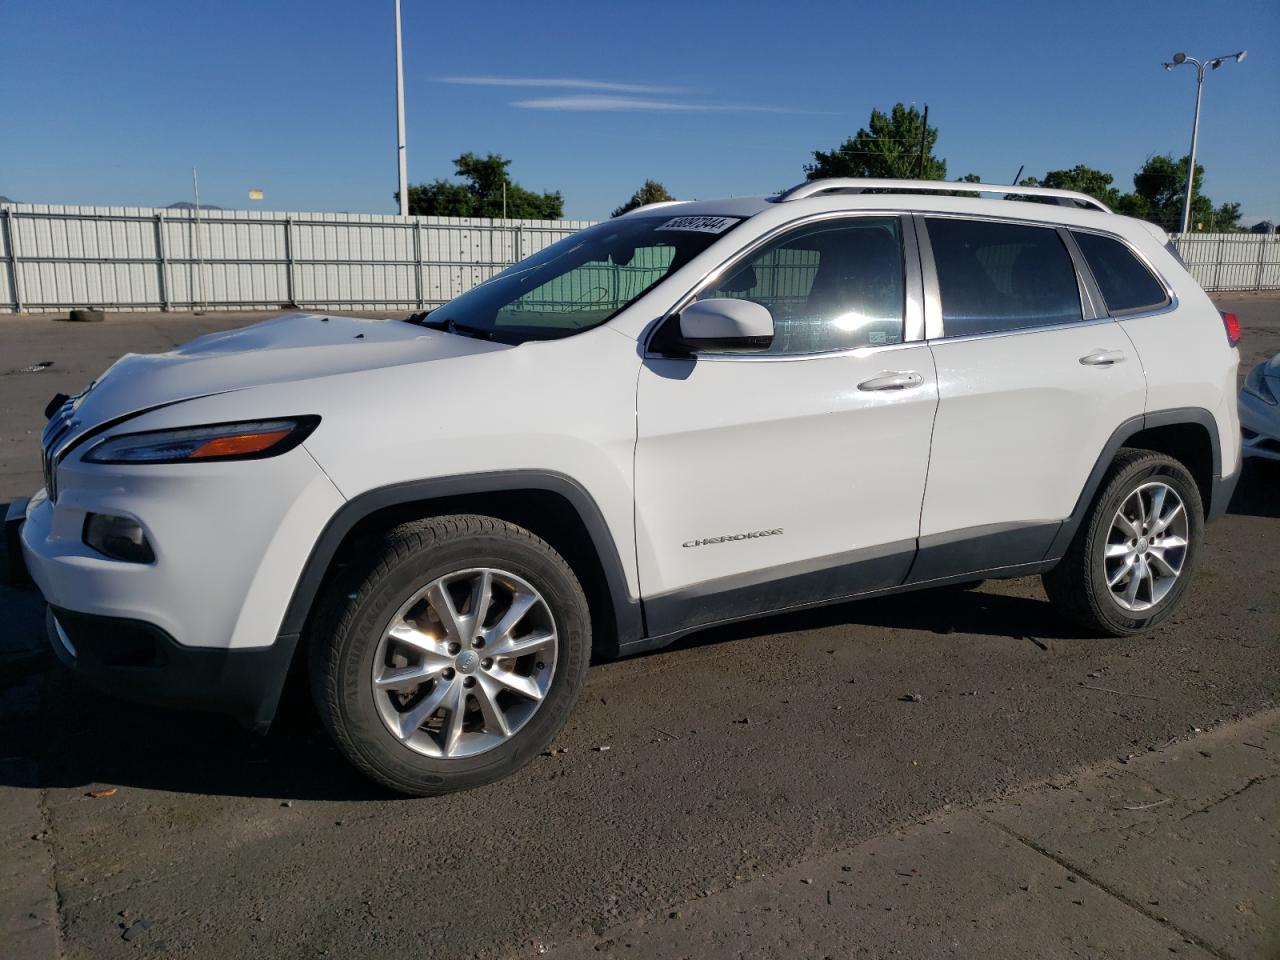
[60, 312, 507, 436]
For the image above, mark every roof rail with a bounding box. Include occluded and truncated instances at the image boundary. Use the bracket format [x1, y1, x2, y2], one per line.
[775, 178, 1112, 213]
[623, 200, 686, 215]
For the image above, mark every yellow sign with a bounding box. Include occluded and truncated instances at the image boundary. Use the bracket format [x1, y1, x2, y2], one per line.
[248, 189, 263, 201]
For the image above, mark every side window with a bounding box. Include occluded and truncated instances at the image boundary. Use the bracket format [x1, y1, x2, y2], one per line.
[1073, 231, 1169, 315]
[926, 218, 1083, 338]
[694, 217, 905, 354]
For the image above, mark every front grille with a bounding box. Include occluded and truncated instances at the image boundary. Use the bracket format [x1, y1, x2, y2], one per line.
[41, 399, 76, 502]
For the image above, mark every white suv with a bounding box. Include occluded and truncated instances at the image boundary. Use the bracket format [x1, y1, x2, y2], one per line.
[15, 179, 1242, 795]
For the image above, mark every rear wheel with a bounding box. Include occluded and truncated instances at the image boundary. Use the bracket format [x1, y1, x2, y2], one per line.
[1043, 449, 1203, 636]
[310, 515, 590, 795]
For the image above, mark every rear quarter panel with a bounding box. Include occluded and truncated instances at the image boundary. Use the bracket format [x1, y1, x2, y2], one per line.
[1117, 236, 1241, 478]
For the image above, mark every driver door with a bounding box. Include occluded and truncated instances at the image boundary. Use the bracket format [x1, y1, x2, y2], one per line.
[633, 215, 938, 636]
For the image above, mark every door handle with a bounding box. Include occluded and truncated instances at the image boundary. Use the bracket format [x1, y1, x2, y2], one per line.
[857, 371, 924, 392]
[1079, 349, 1126, 366]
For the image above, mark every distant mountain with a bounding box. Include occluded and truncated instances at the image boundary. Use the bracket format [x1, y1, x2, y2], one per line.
[166, 201, 223, 210]
[0, 195, 15, 204]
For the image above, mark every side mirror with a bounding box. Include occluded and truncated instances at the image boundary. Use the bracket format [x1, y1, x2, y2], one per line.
[662, 298, 774, 354]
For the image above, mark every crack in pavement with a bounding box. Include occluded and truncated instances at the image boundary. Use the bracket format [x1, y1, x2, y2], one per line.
[977, 813, 1238, 960]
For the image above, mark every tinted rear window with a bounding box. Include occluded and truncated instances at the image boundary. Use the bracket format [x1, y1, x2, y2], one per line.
[927, 218, 1082, 337]
[1073, 231, 1169, 314]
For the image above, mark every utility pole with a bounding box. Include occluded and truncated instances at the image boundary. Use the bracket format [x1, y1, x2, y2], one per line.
[191, 167, 207, 311]
[916, 104, 929, 178]
[394, 0, 409, 217]
[1162, 50, 1247, 234]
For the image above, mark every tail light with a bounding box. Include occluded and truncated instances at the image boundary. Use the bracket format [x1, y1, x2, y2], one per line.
[1220, 311, 1241, 347]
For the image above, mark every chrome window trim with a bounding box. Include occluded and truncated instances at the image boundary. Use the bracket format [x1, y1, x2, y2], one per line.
[642, 211, 923, 362]
[1059, 227, 1108, 321]
[927, 313, 1119, 348]
[1067, 226, 1178, 319]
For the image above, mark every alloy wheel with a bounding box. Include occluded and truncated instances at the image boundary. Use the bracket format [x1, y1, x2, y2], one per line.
[1103, 481, 1189, 613]
[371, 568, 558, 758]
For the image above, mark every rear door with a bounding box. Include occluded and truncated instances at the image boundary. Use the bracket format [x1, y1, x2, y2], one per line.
[910, 215, 1146, 582]
[633, 214, 939, 635]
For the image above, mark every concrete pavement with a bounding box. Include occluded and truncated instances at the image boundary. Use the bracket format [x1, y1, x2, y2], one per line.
[549, 710, 1279, 960]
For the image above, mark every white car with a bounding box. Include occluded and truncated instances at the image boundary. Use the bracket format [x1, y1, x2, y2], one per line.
[13, 178, 1242, 795]
[1240, 355, 1280, 461]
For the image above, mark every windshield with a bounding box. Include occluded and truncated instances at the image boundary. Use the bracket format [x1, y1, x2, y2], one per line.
[426, 214, 742, 343]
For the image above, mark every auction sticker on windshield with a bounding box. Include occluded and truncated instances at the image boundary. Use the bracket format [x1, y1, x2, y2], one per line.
[655, 216, 740, 234]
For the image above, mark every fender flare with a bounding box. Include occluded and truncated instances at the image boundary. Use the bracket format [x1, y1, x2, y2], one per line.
[1045, 406, 1224, 560]
[276, 470, 644, 647]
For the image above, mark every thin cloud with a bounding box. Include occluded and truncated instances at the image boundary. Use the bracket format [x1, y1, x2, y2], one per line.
[439, 75, 684, 95]
[512, 95, 820, 114]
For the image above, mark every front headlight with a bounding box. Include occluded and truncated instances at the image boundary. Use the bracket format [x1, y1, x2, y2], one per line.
[83, 417, 319, 464]
[1243, 364, 1279, 406]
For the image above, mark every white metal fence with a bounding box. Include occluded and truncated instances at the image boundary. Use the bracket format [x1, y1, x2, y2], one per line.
[0, 203, 593, 314]
[1169, 232, 1280, 292]
[1, 202, 1276, 314]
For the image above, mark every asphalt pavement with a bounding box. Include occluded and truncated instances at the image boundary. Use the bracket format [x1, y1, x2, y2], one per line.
[1, 295, 1277, 959]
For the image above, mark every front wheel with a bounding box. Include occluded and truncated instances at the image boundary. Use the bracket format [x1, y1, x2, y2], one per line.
[1043, 449, 1204, 636]
[310, 515, 591, 795]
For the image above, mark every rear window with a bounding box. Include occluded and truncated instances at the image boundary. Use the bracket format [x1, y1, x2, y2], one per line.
[1073, 231, 1170, 315]
[926, 218, 1083, 337]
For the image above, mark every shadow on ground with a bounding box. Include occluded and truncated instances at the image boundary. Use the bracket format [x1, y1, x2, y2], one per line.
[1228, 459, 1279, 519]
[0, 574, 1078, 803]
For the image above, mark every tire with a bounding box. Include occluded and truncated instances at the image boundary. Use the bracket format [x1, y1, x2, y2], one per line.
[1043, 448, 1204, 636]
[309, 514, 591, 796]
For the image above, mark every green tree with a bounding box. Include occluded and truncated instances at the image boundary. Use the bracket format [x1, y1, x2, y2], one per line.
[403, 153, 563, 219]
[1122, 154, 1241, 232]
[611, 179, 676, 217]
[1040, 165, 1122, 208]
[806, 103, 947, 181]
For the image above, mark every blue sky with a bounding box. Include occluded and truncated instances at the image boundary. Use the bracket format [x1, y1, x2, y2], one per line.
[2, 0, 1276, 222]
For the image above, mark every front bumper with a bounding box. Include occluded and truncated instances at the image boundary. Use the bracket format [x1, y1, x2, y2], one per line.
[46, 605, 296, 732]
[19, 432, 345, 731]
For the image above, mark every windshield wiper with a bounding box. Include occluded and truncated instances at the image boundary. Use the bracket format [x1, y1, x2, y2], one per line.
[404, 313, 499, 341]
[445, 320, 497, 341]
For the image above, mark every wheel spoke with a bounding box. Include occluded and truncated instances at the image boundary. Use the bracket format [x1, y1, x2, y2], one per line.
[485, 667, 543, 702]
[473, 675, 512, 737]
[1147, 485, 1167, 529]
[442, 681, 468, 756]
[489, 629, 555, 661]
[1147, 550, 1179, 577]
[1151, 533, 1187, 552]
[1108, 556, 1136, 588]
[486, 590, 539, 643]
[464, 570, 494, 639]
[387, 622, 447, 656]
[375, 660, 449, 691]
[1141, 557, 1157, 603]
[1131, 491, 1148, 527]
[1150, 502, 1183, 536]
[1105, 542, 1132, 558]
[1113, 512, 1140, 539]
[1123, 560, 1144, 606]
[396, 677, 456, 740]
[426, 581, 465, 645]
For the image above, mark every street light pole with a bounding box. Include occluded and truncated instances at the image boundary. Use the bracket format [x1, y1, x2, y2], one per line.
[394, 0, 409, 218]
[1162, 50, 1246, 235]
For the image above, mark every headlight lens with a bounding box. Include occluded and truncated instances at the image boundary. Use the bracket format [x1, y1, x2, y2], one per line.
[1243, 365, 1278, 406]
[83, 417, 319, 464]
